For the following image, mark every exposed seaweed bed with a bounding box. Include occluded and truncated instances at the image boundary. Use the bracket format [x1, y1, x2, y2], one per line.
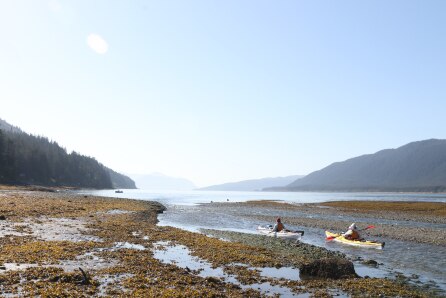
[0, 189, 433, 297]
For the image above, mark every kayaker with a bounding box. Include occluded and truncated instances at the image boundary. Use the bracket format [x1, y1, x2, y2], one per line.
[273, 217, 285, 232]
[343, 223, 361, 240]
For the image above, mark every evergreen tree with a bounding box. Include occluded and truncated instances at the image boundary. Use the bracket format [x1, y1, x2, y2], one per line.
[0, 128, 116, 188]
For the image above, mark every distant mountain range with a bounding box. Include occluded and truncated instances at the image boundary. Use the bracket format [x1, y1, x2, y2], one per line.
[271, 139, 446, 192]
[0, 118, 135, 189]
[199, 175, 304, 191]
[130, 173, 196, 190]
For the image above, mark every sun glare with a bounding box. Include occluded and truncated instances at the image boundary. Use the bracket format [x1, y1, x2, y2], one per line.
[86, 34, 109, 54]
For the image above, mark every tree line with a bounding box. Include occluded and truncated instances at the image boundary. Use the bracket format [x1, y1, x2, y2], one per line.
[0, 128, 132, 189]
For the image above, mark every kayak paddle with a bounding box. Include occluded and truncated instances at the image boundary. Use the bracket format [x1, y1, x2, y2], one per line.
[326, 225, 375, 241]
[361, 225, 375, 231]
[325, 235, 339, 241]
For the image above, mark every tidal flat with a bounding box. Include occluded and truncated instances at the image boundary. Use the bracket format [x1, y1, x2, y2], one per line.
[0, 189, 434, 297]
[240, 200, 446, 246]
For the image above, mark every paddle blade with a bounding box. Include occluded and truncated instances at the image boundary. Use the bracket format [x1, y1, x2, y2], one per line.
[326, 236, 336, 241]
[365, 225, 375, 230]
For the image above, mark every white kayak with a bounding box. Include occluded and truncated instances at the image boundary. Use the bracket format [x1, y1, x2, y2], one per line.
[257, 225, 303, 240]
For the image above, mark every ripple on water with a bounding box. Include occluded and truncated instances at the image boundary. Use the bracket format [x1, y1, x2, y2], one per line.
[354, 263, 389, 279]
[259, 266, 300, 281]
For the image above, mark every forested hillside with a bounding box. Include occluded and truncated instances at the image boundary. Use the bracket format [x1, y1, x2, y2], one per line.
[0, 118, 22, 133]
[109, 168, 137, 189]
[0, 120, 135, 189]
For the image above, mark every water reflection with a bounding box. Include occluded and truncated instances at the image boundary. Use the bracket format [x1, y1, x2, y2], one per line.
[152, 241, 299, 297]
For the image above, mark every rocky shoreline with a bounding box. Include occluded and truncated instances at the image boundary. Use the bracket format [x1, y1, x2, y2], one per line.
[0, 189, 434, 297]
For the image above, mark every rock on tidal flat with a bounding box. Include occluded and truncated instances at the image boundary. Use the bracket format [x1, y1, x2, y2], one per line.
[300, 258, 357, 279]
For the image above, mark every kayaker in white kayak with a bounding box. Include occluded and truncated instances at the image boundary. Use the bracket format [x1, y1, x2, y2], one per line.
[273, 217, 285, 232]
[342, 223, 361, 240]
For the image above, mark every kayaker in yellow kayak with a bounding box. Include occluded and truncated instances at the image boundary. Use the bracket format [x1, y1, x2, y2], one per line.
[342, 223, 362, 240]
[273, 217, 285, 232]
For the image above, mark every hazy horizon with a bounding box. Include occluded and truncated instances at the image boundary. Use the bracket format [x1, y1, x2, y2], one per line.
[127, 172, 303, 189]
[1, 1, 445, 187]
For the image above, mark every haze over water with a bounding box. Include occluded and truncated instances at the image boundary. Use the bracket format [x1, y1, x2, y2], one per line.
[81, 189, 446, 205]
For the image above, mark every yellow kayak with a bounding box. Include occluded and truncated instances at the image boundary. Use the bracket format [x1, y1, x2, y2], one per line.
[325, 231, 385, 249]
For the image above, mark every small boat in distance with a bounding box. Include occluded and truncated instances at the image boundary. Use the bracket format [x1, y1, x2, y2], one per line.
[115, 190, 123, 193]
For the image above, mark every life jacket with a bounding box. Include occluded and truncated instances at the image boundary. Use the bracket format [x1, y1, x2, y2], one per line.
[349, 230, 360, 240]
[276, 222, 284, 232]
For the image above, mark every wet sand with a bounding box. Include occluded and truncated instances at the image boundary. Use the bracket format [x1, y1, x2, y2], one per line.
[0, 189, 431, 297]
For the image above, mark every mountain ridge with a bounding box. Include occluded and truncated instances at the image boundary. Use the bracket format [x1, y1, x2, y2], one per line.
[200, 175, 304, 191]
[272, 139, 446, 192]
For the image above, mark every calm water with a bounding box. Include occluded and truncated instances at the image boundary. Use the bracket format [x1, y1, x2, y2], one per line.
[78, 189, 446, 205]
[77, 189, 446, 293]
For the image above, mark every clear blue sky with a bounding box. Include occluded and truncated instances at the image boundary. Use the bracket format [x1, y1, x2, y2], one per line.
[1, 1, 445, 187]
